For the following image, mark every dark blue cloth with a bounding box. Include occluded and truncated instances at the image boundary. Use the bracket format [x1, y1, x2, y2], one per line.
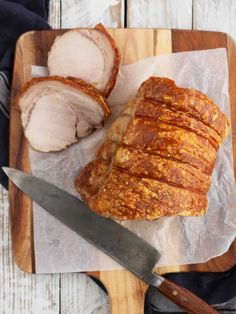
[146, 265, 236, 313]
[0, 0, 50, 189]
[0, 1, 235, 313]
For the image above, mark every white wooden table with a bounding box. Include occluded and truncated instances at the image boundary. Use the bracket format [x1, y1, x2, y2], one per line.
[1, 1, 236, 313]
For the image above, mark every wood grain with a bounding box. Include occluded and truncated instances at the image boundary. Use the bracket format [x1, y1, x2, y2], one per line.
[8, 28, 236, 314]
[60, 273, 109, 314]
[48, 0, 61, 29]
[193, 0, 236, 40]
[108, 29, 172, 64]
[9, 29, 66, 274]
[227, 33, 236, 174]
[127, 0, 193, 28]
[90, 270, 148, 314]
[0, 188, 60, 313]
[61, 0, 124, 28]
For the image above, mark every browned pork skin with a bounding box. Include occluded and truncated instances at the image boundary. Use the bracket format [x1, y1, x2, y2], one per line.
[75, 77, 229, 220]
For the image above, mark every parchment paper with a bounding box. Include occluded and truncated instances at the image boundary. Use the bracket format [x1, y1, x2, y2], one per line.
[30, 48, 236, 273]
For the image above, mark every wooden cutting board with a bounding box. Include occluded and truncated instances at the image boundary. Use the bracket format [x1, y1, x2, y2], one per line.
[9, 29, 236, 314]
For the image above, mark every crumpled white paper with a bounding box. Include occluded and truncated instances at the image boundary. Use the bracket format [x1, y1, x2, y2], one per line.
[30, 48, 236, 273]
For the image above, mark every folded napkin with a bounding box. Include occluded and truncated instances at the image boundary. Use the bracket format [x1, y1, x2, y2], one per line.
[146, 266, 236, 313]
[0, 0, 50, 189]
[0, 1, 235, 313]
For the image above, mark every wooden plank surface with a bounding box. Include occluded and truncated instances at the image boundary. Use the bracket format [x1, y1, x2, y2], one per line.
[61, 0, 124, 28]
[0, 188, 60, 313]
[90, 270, 148, 314]
[60, 273, 109, 314]
[48, 0, 61, 28]
[193, 0, 236, 39]
[127, 0, 193, 28]
[1, 1, 236, 313]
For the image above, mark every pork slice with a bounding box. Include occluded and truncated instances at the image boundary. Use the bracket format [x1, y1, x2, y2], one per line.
[48, 24, 121, 97]
[14, 76, 110, 152]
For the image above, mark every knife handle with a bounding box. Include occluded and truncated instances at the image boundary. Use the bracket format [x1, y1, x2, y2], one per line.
[157, 278, 219, 314]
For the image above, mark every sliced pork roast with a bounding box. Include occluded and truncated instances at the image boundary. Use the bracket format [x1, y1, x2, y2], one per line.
[14, 76, 110, 152]
[48, 23, 121, 97]
[75, 77, 229, 220]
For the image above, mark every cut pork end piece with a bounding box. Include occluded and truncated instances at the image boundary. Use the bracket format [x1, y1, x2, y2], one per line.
[14, 76, 110, 152]
[48, 23, 121, 97]
[75, 159, 111, 203]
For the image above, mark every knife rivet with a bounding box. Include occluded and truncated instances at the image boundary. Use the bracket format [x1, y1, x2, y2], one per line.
[172, 291, 178, 296]
[156, 279, 163, 286]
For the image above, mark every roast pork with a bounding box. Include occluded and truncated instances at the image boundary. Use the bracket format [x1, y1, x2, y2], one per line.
[14, 76, 110, 152]
[75, 77, 229, 220]
[48, 24, 121, 97]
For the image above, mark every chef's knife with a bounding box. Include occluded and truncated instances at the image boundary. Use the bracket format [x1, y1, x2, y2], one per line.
[3, 167, 218, 314]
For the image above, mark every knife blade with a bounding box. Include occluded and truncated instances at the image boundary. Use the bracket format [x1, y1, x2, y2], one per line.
[3, 167, 219, 314]
[4, 167, 161, 286]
